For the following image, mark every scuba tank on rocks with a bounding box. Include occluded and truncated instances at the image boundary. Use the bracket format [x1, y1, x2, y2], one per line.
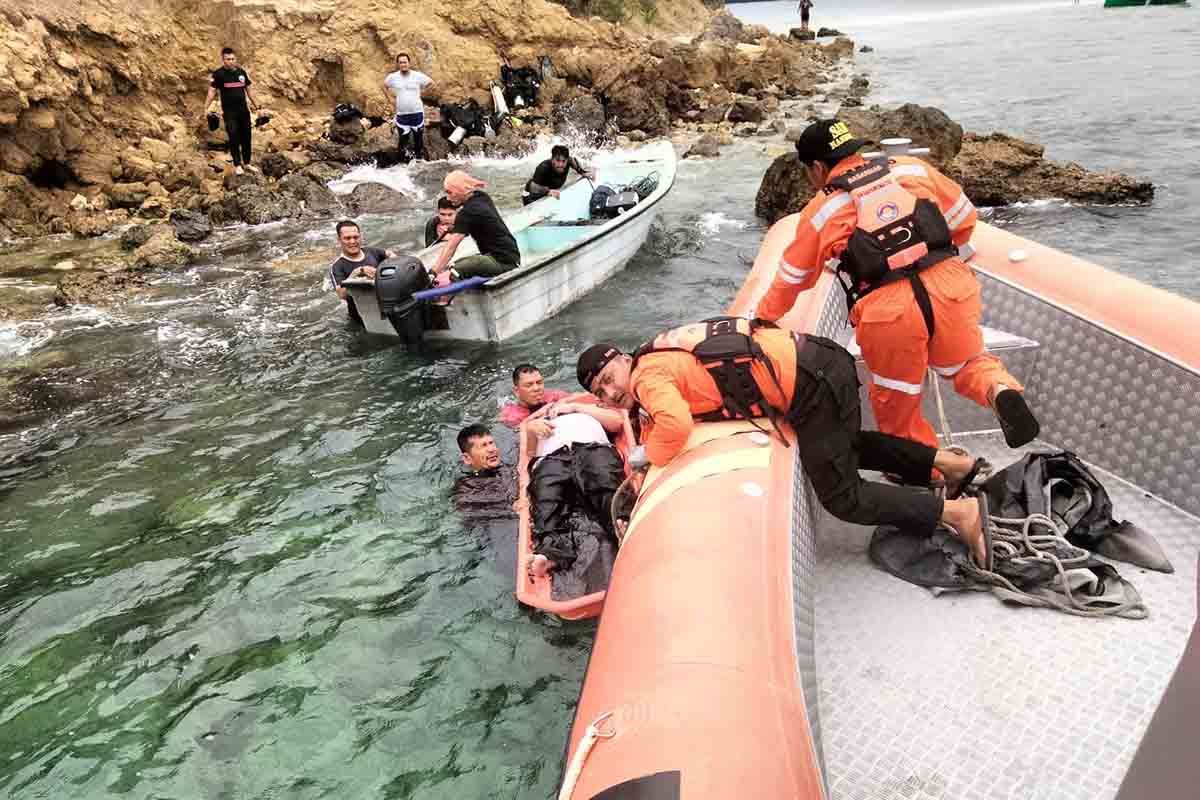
[490, 82, 510, 117]
[374, 256, 432, 346]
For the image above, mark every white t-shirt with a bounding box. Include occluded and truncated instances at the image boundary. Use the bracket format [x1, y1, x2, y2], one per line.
[384, 69, 432, 115]
[534, 413, 611, 458]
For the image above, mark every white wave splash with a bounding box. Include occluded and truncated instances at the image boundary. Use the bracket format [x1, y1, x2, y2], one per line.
[0, 322, 55, 359]
[328, 163, 424, 198]
[697, 212, 749, 236]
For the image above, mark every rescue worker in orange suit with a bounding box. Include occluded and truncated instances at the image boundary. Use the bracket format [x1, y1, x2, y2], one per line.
[576, 320, 993, 566]
[756, 119, 1040, 452]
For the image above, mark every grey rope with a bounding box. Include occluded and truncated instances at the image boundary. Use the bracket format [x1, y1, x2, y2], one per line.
[956, 511, 1147, 619]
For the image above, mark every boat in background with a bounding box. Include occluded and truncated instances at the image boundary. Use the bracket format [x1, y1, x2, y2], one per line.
[554, 203, 1200, 796]
[1105, 0, 1188, 7]
[342, 141, 676, 343]
[514, 399, 635, 621]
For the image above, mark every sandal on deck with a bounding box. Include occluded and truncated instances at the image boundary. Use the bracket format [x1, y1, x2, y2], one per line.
[994, 388, 1040, 448]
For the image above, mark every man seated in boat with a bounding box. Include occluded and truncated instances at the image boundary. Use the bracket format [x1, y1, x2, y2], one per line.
[428, 170, 521, 281]
[424, 197, 457, 248]
[576, 320, 995, 567]
[521, 398, 627, 579]
[453, 424, 518, 576]
[522, 144, 596, 206]
[329, 219, 396, 325]
[500, 363, 570, 428]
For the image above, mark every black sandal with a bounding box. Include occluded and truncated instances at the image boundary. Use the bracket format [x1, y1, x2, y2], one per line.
[994, 389, 1040, 448]
[947, 457, 990, 500]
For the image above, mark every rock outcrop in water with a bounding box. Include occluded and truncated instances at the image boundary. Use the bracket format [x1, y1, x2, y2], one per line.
[0, 1, 853, 243]
[949, 132, 1156, 207]
[755, 103, 1155, 223]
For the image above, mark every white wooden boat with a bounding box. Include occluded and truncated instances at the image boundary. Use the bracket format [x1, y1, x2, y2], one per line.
[343, 140, 677, 342]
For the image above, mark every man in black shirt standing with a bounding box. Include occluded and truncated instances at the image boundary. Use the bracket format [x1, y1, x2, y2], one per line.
[522, 144, 595, 205]
[328, 220, 396, 325]
[202, 47, 260, 175]
[430, 170, 521, 280]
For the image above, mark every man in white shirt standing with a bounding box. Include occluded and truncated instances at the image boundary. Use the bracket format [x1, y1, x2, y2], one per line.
[382, 53, 434, 163]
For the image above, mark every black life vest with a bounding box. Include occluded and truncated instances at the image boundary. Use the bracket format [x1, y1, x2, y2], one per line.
[827, 160, 958, 334]
[632, 317, 790, 443]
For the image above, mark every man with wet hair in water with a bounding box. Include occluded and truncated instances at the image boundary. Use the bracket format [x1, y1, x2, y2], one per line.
[424, 197, 458, 248]
[522, 144, 596, 205]
[328, 220, 396, 325]
[201, 46, 260, 175]
[454, 424, 519, 576]
[500, 364, 570, 428]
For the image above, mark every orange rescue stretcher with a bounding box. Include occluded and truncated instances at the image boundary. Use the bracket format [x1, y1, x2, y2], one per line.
[515, 394, 635, 621]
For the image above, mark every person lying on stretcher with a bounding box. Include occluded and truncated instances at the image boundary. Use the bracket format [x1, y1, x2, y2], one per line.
[520, 396, 627, 579]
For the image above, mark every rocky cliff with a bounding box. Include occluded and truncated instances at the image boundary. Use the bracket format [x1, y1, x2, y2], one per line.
[0, 1, 848, 239]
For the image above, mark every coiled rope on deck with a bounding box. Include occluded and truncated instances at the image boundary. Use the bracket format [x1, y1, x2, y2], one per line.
[960, 511, 1148, 619]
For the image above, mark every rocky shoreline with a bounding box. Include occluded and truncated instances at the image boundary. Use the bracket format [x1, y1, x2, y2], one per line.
[0, 3, 1155, 322]
[755, 102, 1155, 224]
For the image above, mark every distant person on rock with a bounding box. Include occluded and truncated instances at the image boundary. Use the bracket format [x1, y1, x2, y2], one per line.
[383, 53, 434, 164]
[424, 197, 458, 247]
[798, 0, 814, 31]
[202, 47, 260, 175]
[329, 220, 396, 325]
[430, 171, 521, 281]
[522, 144, 596, 205]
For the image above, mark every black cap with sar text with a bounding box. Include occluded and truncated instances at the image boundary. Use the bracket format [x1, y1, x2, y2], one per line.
[794, 119, 868, 164]
[577, 344, 621, 390]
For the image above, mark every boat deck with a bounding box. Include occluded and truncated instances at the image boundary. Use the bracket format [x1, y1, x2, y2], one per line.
[814, 431, 1199, 800]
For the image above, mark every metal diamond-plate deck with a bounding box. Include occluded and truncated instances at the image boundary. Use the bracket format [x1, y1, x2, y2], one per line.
[811, 432, 1200, 800]
[976, 272, 1200, 517]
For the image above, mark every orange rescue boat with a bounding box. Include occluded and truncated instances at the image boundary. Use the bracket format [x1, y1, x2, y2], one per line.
[557, 215, 1200, 799]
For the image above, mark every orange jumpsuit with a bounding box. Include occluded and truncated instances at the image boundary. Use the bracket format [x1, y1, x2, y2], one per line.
[631, 327, 797, 467]
[757, 154, 1021, 449]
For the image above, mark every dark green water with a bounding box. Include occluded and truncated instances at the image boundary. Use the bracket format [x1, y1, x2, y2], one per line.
[0, 145, 770, 798]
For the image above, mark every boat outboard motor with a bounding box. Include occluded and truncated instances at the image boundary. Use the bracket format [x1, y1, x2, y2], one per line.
[589, 184, 640, 220]
[375, 256, 431, 346]
[589, 185, 616, 219]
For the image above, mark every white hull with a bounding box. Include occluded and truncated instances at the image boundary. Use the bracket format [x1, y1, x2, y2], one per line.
[346, 140, 677, 342]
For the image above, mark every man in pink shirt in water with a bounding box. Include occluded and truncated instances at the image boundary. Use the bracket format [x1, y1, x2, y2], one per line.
[499, 364, 569, 429]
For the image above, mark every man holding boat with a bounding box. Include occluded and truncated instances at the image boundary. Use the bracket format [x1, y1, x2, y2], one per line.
[522, 144, 596, 205]
[328, 219, 396, 325]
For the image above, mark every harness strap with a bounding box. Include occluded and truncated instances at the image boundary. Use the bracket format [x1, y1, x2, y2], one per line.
[909, 274, 936, 338]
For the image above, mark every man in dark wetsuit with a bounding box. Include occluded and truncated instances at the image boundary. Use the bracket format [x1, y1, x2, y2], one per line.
[424, 197, 458, 248]
[453, 424, 519, 577]
[798, 0, 814, 31]
[522, 144, 596, 205]
[328, 220, 395, 325]
[430, 171, 521, 280]
[202, 47, 259, 175]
